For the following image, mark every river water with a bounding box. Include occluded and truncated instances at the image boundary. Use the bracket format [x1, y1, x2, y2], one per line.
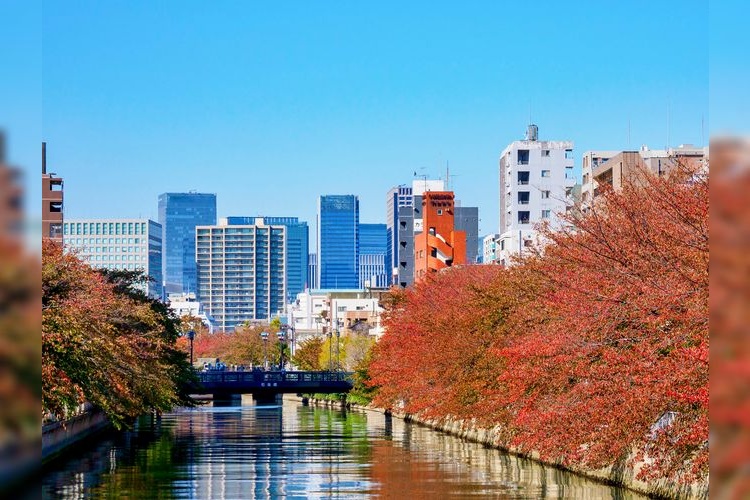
[41, 397, 645, 499]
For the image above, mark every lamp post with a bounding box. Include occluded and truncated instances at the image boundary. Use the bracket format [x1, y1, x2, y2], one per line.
[187, 330, 195, 367]
[261, 331, 269, 370]
[277, 331, 286, 369]
[335, 328, 341, 371]
[327, 330, 333, 372]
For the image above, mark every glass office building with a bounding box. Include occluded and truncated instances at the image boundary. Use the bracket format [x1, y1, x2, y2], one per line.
[63, 219, 163, 299]
[318, 195, 359, 289]
[226, 216, 309, 300]
[196, 220, 286, 330]
[358, 223, 388, 288]
[158, 192, 217, 296]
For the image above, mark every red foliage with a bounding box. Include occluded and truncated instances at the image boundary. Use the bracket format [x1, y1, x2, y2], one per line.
[369, 164, 708, 483]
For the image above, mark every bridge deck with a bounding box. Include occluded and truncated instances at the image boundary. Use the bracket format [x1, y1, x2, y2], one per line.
[191, 370, 354, 395]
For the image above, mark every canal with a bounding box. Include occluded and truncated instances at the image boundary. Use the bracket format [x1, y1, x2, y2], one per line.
[41, 397, 644, 498]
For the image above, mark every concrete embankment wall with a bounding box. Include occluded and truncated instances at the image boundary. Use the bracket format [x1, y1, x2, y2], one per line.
[42, 410, 111, 463]
[295, 396, 708, 500]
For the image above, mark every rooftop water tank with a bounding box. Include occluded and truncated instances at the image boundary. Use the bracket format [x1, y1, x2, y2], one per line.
[527, 124, 538, 141]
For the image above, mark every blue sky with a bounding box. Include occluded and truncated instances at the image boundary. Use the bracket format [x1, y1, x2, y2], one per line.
[5, 1, 726, 240]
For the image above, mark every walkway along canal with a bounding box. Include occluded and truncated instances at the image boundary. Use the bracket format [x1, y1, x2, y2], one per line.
[40, 396, 644, 498]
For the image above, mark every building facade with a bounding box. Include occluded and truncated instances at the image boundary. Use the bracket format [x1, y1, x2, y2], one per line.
[497, 125, 575, 265]
[385, 185, 413, 286]
[226, 216, 309, 300]
[63, 218, 163, 298]
[482, 233, 501, 264]
[454, 205, 479, 263]
[413, 191, 466, 281]
[196, 219, 286, 330]
[317, 195, 359, 289]
[582, 144, 707, 211]
[158, 192, 217, 296]
[42, 143, 64, 242]
[358, 223, 388, 288]
[307, 252, 318, 290]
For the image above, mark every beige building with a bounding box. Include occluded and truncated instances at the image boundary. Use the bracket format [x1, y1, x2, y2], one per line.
[582, 144, 707, 211]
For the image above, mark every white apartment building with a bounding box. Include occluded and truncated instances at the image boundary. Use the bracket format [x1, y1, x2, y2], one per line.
[482, 233, 501, 264]
[63, 218, 163, 299]
[288, 289, 385, 340]
[166, 292, 214, 332]
[497, 125, 575, 265]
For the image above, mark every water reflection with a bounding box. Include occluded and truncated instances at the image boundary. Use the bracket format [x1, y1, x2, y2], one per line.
[41, 397, 644, 499]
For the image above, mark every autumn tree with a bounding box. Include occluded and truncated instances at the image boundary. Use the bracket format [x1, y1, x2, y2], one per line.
[292, 337, 324, 371]
[368, 162, 708, 484]
[42, 241, 195, 428]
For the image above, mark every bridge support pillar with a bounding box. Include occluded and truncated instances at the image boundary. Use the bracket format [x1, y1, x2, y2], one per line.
[252, 393, 281, 405]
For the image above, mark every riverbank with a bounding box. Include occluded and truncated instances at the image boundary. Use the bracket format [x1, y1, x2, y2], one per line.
[295, 395, 708, 500]
[42, 409, 111, 464]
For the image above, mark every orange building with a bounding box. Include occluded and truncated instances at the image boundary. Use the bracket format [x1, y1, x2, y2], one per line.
[413, 191, 466, 281]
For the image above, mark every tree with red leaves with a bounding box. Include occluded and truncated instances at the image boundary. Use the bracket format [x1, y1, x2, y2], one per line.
[369, 162, 708, 484]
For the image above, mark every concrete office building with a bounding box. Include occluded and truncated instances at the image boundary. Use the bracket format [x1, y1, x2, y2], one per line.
[308, 252, 318, 290]
[497, 124, 575, 265]
[385, 185, 413, 286]
[196, 219, 286, 330]
[158, 192, 217, 296]
[413, 191, 466, 281]
[317, 195, 359, 289]
[358, 223, 388, 288]
[226, 216, 309, 301]
[454, 206, 479, 263]
[582, 144, 707, 211]
[42, 142, 64, 242]
[482, 233, 501, 264]
[63, 218, 163, 298]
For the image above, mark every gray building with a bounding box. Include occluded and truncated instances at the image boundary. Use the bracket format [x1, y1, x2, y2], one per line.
[196, 219, 286, 330]
[455, 206, 479, 264]
[63, 218, 163, 299]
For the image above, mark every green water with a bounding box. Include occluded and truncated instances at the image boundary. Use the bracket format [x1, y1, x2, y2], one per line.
[41, 397, 645, 498]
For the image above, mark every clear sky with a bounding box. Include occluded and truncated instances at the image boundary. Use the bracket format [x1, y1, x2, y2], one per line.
[7, 1, 719, 240]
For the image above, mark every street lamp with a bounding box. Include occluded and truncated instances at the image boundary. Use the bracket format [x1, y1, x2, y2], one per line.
[327, 330, 333, 372]
[335, 328, 341, 371]
[186, 330, 195, 367]
[261, 331, 269, 370]
[276, 331, 286, 369]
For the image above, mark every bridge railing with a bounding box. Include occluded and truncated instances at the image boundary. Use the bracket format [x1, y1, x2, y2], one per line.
[195, 370, 354, 385]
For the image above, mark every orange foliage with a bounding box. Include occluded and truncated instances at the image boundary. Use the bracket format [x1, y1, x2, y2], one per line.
[369, 164, 708, 483]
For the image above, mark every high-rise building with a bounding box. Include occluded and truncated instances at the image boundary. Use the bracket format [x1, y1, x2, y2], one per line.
[63, 219, 163, 298]
[196, 219, 286, 330]
[358, 223, 388, 288]
[158, 192, 217, 296]
[317, 195, 359, 289]
[385, 185, 413, 286]
[307, 252, 318, 290]
[497, 125, 575, 265]
[42, 142, 64, 242]
[226, 216, 309, 300]
[413, 191, 466, 281]
[454, 206, 479, 263]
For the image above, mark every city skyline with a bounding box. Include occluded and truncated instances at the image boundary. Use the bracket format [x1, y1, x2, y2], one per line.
[37, 2, 708, 237]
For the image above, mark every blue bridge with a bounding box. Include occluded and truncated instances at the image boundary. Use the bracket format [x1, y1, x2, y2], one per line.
[191, 370, 354, 400]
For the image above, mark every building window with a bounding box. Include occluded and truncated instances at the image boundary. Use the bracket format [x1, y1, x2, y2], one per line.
[50, 180, 63, 191]
[541, 190, 551, 199]
[437, 209, 443, 215]
[518, 211, 530, 224]
[542, 210, 551, 219]
[518, 192, 530, 205]
[565, 149, 573, 159]
[542, 149, 550, 157]
[517, 150, 529, 165]
[541, 170, 551, 178]
[49, 223, 63, 238]
[566, 166, 574, 179]
[518, 171, 530, 185]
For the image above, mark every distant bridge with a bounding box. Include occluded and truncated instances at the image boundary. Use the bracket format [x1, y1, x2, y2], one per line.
[191, 370, 354, 399]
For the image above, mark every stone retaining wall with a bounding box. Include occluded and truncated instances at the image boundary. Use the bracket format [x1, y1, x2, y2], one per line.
[296, 396, 708, 499]
[42, 410, 111, 463]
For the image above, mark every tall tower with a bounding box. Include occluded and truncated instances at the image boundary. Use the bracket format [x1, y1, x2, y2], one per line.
[317, 195, 359, 289]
